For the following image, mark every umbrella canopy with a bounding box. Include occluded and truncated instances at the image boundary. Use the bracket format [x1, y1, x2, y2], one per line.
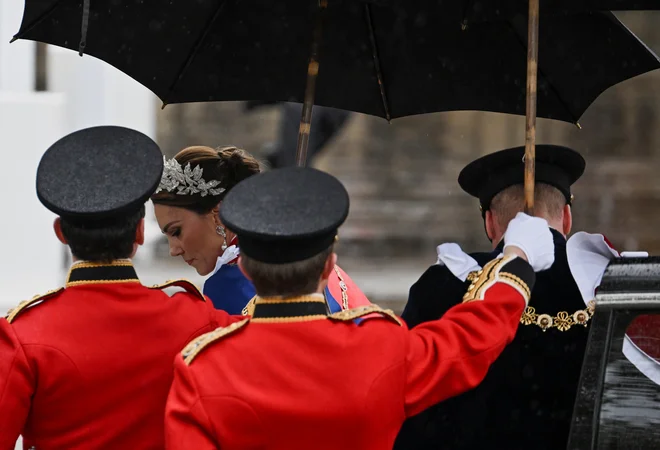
[462, 0, 660, 24]
[14, 1, 660, 124]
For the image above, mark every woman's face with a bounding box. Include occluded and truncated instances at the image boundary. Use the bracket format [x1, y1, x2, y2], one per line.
[153, 203, 224, 276]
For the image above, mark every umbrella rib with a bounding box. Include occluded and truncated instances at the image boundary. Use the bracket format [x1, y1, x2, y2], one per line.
[78, 0, 90, 56]
[162, 0, 228, 107]
[364, 4, 391, 122]
[10, 0, 65, 43]
[506, 19, 580, 125]
[460, 0, 475, 29]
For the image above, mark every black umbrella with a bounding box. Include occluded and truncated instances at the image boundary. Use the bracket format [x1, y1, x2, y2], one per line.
[457, 0, 659, 213]
[12, 2, 657, 122]
[461, 1, 659, 25]
[13, 1, 660, 204]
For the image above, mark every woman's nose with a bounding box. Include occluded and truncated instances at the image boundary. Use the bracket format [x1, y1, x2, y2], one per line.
[169, 242, 183, 257]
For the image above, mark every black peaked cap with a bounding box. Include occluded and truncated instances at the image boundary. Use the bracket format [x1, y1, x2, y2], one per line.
[220, 167, 349, 264]
[36, 126, 163, 220]
[458, 144, 585, 212]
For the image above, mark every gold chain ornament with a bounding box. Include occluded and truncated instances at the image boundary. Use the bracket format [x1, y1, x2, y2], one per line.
[520, 300, 596, 332]
[332, 266, 349, 310]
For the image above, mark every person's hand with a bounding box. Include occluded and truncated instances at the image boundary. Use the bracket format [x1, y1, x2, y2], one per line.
[503, 212, 554, 272]
[436, 243, 482, 282]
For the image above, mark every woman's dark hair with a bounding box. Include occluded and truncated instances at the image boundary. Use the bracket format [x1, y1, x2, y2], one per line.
[60, 206, 146, 262]
[151, 146, 261, 214]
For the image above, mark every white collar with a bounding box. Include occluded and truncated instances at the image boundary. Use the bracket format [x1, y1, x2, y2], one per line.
[566, 232, 619, 306]
[210, 245, 240, 276]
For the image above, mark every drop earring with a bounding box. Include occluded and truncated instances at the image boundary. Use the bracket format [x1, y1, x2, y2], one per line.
[216, 225, 228, 251]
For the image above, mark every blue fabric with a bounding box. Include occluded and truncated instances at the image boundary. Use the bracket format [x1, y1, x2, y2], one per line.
[325, 286, 341, 313]
[203, 264, 256, 315]
[203, 264, 359, 321]
[324, 286, 365, 324]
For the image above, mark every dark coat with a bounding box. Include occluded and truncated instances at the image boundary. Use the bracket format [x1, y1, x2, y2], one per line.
[395, 230, 590, 450]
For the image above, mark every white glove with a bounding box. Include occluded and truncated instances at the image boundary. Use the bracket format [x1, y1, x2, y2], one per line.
[503, 212, 554, 272]
[436, 243, 482, 282]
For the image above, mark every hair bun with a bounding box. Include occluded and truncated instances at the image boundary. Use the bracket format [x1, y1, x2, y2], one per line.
[216, 146, 241, 169]
[215, 146, 261, 192]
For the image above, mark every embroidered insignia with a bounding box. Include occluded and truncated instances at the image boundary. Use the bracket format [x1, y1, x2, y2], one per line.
[328, 305, 402, 326]
[182, 319, 250, 365]
[242, 296, 257, 316]
[463, 256, 532, 304]
[5, 288, 65, 323]
[149, 279, 205, 301]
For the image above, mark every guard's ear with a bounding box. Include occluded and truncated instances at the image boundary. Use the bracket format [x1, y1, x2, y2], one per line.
[562, 204, 572, 236]
[484, 210, 496, 242]
[53, 218, 67, 245]
[321, 252, 337, 281]
[238, 256, 252, 282]
[135, 218, 145, 246]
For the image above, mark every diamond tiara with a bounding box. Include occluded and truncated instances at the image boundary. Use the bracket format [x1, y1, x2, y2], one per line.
[155, 156, 225, 197]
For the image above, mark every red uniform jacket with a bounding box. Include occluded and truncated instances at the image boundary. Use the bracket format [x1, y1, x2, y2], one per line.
[0, 260, 238, 450]
[165, 255, 535, 450]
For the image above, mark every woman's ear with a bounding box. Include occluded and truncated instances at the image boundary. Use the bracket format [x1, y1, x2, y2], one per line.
[211, 203, 222, 226]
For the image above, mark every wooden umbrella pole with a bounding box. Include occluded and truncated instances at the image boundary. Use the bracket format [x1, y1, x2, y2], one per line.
[295, 0, 328, 167]
[524, 0, 539, 215]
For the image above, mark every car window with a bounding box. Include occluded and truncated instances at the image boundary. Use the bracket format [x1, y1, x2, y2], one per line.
[597, 313, 660, 449]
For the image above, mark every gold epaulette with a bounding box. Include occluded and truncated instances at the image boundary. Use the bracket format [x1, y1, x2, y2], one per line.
[242, 296, 257, 316]
[5, 288, 65, 324]
[463, 255, 531, 304]
[182, 319, 250, 365]
[328, 305, 402, 326]
[149, 279, 205, 301]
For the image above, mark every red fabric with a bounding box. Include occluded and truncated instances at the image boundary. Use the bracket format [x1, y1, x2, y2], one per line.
[602, 235, 617, 252]
[165, 282, 526, 450]
[627, 315, 660, 362]
[327, 265, 371, 309]
[0, 282, 238, 450]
